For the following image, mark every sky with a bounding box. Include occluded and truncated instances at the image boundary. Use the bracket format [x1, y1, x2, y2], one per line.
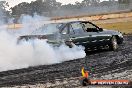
[1, 0, 108, 7]
[5, 0, 36, 7]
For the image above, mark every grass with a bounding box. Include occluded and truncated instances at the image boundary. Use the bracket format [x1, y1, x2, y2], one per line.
[97, 21, 132, 34]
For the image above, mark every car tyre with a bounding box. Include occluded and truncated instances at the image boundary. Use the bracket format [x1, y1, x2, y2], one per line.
[65, 41, 75, 48]
[110, 36, 118, 51]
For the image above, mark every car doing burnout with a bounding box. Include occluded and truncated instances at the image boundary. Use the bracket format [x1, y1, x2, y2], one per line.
[18, 21, 123, 51]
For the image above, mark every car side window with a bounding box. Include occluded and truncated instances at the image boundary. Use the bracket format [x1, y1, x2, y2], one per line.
[83, 22, 98, 32]
[69, 22, 85, 34]
[61, 25, 69, 34]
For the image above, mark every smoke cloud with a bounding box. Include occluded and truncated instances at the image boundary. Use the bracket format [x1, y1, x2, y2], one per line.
[0, 14, 86, 72]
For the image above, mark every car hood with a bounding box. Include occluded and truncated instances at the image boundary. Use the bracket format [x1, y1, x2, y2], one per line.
[103, 29, 121, 35]
[102, 29, 123, 38]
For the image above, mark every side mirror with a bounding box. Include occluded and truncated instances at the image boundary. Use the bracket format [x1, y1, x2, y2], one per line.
[99, 28, 103, 31]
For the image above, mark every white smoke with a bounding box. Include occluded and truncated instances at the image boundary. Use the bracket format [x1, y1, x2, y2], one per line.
[0, 14, 86, 72]
[13, 14, 50, 35]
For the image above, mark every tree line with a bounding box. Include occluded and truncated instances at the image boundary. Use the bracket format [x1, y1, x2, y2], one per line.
[0, 0, 131, 19]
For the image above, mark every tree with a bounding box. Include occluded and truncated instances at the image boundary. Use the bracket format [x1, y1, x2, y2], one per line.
[81, 0, 100, 7]
[91, 0, 100, 6]
[75, 1, 83, 9]
[11, 2, 31, 16]
[44, 0, 61, 10]
[117, 0, 131, 10]
[82, 0, 92, 7]
[10, 0, 62, 17]
[118, 0, 130, 4]
[0, 1, 10, 23]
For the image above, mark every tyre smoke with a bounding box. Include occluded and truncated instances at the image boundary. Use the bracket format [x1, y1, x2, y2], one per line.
[0, 14, 86, 72]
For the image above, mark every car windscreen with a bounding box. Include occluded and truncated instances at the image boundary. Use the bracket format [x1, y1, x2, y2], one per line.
[32, 23, 63, 35]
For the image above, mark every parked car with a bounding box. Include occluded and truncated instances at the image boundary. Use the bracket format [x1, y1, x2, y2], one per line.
[18, 21, 123, 51]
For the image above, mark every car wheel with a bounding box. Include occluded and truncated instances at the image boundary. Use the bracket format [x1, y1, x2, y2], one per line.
[110, 36, 118, 51]
[65, 41, 75, 48]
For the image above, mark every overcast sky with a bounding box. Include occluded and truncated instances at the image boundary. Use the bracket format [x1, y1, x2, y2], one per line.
[2, 0, 109, 7]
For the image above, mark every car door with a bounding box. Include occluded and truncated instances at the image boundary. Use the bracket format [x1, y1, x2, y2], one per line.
[60, 23, 70, 41]
[82, 22, 111, 48]
[68, 22, 92, 47]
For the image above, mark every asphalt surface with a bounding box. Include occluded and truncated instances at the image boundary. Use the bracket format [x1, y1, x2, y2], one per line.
[0, 35, 132, 88]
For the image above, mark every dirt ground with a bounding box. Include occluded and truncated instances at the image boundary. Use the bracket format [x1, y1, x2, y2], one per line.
[0, 35, 132, 88]
[1, 15, 132, 88]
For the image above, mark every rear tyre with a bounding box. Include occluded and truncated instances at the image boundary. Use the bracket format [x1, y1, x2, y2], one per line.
[109, 36, 118, 51]
[65, 41, 75, 48]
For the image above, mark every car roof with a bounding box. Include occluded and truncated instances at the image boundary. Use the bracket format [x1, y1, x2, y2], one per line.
[42, 20, 90, 24]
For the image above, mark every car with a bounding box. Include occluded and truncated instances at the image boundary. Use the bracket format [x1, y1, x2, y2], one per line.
[18, 21, 123, 51]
